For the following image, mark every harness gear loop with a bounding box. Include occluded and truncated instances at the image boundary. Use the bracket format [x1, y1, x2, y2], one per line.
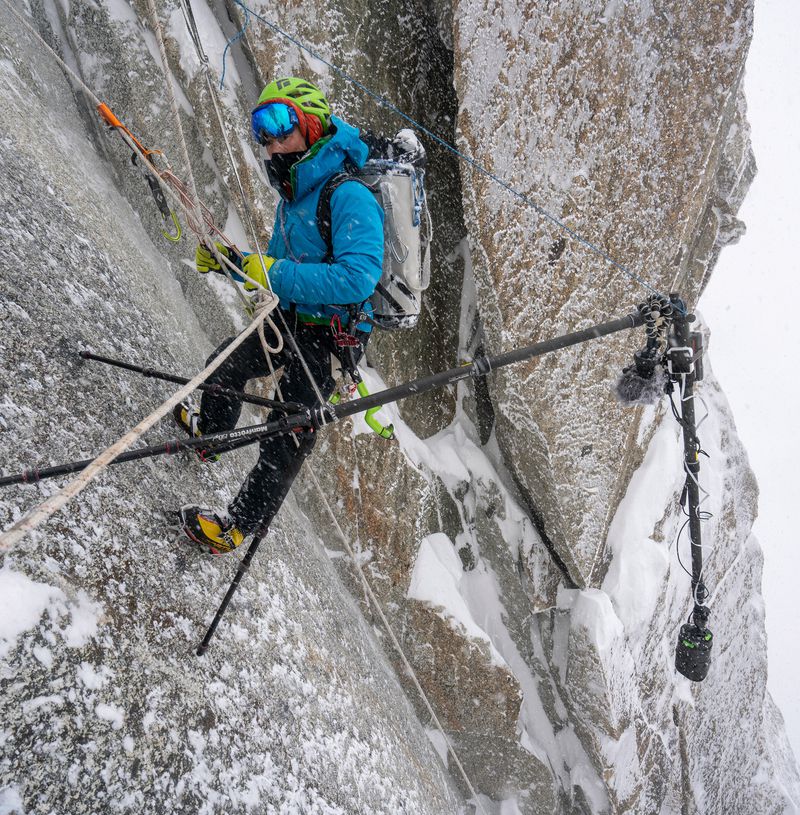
[329, 314, 361, 348]
[329, 325, 395, 441]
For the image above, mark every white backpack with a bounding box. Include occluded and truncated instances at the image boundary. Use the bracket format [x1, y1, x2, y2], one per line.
[317, 129, 432, 330]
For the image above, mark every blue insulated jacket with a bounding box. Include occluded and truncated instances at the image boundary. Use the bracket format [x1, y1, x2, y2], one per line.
[265, 116, 384, 325]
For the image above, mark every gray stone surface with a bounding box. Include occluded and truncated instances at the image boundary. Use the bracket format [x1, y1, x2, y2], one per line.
[1, 2, 798, 814]
[0, 7, 461, 812]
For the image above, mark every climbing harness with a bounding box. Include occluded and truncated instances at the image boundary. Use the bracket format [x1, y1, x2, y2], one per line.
[327, 317, 395, 440]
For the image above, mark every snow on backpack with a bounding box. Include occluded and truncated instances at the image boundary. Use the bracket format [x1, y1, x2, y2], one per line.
[317, 129, 432, 330]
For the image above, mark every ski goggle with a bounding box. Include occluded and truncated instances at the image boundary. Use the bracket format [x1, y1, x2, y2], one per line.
[251, 102, 300, 144]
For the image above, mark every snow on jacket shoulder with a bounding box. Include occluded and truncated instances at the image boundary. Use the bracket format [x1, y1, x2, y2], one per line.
[266, 115, 384, 321]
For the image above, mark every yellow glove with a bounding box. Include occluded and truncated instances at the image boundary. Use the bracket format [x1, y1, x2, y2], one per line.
[195, 242, 230, 274]
[242, 254, 275, 291]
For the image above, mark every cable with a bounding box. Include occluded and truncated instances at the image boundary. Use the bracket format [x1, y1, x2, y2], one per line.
[306, 471, 488, 814]
[219, 2, 250, 89]
[670, 371, 714, 610]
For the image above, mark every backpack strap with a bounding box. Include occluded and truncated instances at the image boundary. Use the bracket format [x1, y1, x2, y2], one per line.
[316, 169, 370, 263]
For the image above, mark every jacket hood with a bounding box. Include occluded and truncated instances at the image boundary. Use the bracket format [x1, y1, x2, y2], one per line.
[290, 115, 367, 199]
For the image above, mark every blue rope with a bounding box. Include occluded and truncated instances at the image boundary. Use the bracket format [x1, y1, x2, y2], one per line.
[220, 3, 250, 90]
[233, 0, 671, 304]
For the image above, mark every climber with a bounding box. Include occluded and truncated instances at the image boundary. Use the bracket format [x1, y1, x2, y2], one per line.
[176, 77, 384, 554]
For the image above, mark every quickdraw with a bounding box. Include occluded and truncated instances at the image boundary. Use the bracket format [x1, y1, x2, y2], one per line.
[96, 103, 181, 242]
[96, 102, 259, 315]
[329, 314, 361, 348]
[328, 314, 394, 440]
[96, 103, 239, 253]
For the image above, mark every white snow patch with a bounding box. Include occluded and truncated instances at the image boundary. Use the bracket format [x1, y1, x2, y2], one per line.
[32, 646, 52, 668]
[603, 414, 682, 631]
[0, 786, 25, 815]
[222, 202, 250, 249]
[556, 725, 611, 812]
[61, 591, 101, 648]
[0, 567, 63, 659]
[425, 727, 449, 768]
[557, 587, 624, 655]
[77, 662, 111, 690]
[408, 533, 506, 667]
[173, 0, 242, 92]
[300, 50, 331, 77]
[95, 703, 124, 730]
[22, 695, 63, 715]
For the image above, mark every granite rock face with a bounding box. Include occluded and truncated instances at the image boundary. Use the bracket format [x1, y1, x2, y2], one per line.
[1, 2, 798, 814]
[452, 0, 757, 586]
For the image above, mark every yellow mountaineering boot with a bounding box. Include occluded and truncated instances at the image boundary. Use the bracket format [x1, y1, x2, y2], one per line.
[172, 401, 220, 463]
[179, 506, 244, 555]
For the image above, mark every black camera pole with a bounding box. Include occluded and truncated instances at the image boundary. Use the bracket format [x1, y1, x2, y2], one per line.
[3, 306, 652, 655]
[1, 308, 647, 489]
[668, 296, 713, 681]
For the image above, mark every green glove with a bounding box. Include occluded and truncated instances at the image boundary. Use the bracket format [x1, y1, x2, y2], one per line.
[242, 254, 276, 291]
[195, 242, 230, 274]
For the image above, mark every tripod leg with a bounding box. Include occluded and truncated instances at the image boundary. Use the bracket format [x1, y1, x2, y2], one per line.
[196, 529, 267, 656]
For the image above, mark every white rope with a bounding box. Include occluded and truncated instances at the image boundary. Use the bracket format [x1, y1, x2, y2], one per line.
[177, 0, 265, 257]
[144, 0, 202, 226]
[173, 0, 328, 410]
[143, 0, 267, 320]
[0, 293, 279, 552]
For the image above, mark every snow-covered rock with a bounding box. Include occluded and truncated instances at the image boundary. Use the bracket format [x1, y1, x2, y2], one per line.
[1, 2, 798, 814]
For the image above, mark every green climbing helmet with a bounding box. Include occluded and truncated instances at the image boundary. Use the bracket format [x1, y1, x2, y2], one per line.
[256, 77, 331, 138]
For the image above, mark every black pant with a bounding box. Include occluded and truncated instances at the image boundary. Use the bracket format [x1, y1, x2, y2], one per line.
[200, 316, 364, 535]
